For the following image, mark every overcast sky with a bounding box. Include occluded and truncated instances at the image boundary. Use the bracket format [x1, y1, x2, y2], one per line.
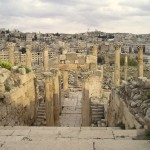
[0, 0, 150, 34]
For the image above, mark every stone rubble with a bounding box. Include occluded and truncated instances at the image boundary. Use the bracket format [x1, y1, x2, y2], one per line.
[117, 77, 150, 128]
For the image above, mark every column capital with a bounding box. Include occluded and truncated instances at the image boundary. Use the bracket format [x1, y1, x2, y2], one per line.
[114, 44, 121, 50]
[43, 45, 49, 51]
[137, 45, 143, 50]
[6, 42, 16, 47]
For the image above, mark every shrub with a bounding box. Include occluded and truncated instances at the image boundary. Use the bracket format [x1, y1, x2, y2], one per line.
[120, 56, 138, 66]
[0, 61, 12, 70]
[18, 65, 31, 73]
[5, 84, 11, 92]
[143, 131, 150, 140]
[128, 58, 138, 66]
[120, 56, 125, 66]
[25, 67, 31, 73]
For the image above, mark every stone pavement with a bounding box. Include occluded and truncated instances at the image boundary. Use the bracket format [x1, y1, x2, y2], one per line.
[60, 91, 82, 127]
[0, 126, 150, 150]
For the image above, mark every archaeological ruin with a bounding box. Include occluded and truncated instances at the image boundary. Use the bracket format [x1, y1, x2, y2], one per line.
[0, 42, 150, 149]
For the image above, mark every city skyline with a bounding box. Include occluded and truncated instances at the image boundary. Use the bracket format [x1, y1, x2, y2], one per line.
[0, 0, 150, 34]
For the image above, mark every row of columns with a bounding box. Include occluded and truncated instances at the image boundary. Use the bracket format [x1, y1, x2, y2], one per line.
[7, 44, 49, 72]
[114, 45, 144, 86]
[8, 44, 32, 70]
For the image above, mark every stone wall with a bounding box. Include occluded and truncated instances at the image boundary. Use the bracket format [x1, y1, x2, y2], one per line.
[107, 78, 150, 130]
[59, 52, 97, 71]
[0, 68, 37, 126]
[89, 71, 102, 97]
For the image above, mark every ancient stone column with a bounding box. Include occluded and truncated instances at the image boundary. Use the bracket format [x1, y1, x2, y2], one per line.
[124, 53, 128, 81]
[43, 45, 49, 72]
[58, 74, 62, 114]
[82, 73, 91, 126]
[114, 45, 121, 87]
[44, 72, 54, 126]
[26, 45, 32, 69]
[8, 44, 15, 66]
[50, 69, 60, 126]
[63, 71, 68, 91]
[33, 77, 39, 122]
[137, 45, 143, 77]
[112, 72, 115, 84]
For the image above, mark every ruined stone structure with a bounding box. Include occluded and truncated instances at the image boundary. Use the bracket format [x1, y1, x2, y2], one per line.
[8, 43, 15, 66]
[114, 45, 121, 87]
[44, 72, 54, 126]
[26, 45, 32, 69]
[108, 78, 150, 130]
[0, 67, 37, 126]
[51, 69, 61, 126]
[0, 41, 150, 147]
[82, 73, 90, 126]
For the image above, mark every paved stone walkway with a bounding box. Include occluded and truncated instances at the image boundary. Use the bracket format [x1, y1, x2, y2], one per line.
[0, 126, 150, 150]
[60, 91, 82, 127]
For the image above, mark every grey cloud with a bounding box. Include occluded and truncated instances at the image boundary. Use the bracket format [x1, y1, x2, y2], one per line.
[119, 0, 150, 11]
[0, 0, 150, 33]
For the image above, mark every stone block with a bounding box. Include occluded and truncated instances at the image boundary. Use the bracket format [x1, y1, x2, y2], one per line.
[65, 60, 71, 64]
[89, 63, 97, 71]
[66, 53, 77, 61]
[78, 56, 86, 64]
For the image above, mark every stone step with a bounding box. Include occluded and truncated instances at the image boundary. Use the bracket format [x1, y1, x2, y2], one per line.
[37, 115, 46, 119]
[92, 115, 104, 119]
[92, 119, 102, 122]
[38, 108, 46, 111]
[91, 109, 104, 112]
[36, 118, 45, 123]
[92, 113, 104, 116]
[39, 104, 46, 108]
[38, 107, 46, 111]
[91, 106, 104, 109]
[37, 112, 46, 116]
[39, 103, 46, 106]
[92, 111, 104, 115]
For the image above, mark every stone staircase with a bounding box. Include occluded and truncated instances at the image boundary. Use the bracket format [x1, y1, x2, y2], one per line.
[91, 103, 106, 127]
[34, 101, 46, 126]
